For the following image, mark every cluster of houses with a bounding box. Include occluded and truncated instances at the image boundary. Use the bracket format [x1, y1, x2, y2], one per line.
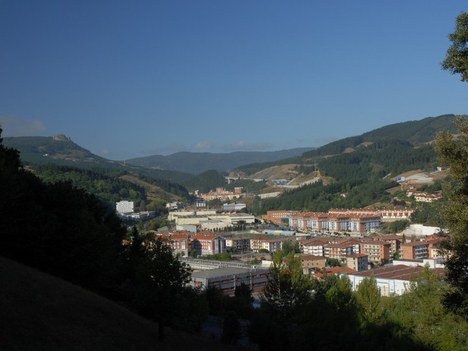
[153, 228, 447, 297]
[155, 229, 446, 266]
[262, 208, 415, 234]
[197, 187, 244, 201]
[408, 191, 443, 203]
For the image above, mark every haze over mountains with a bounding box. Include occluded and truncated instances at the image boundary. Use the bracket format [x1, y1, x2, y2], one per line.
[3, 113, 462, 209]
[125, 148, 314, 174]
[4, 114, 460, 176]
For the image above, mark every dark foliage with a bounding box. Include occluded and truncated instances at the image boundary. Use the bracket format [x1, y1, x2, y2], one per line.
[442, 12, 468, 82]
[35, 164, 147, 207]
[182, 169, 227, 192]
[0, 131, 127, 294]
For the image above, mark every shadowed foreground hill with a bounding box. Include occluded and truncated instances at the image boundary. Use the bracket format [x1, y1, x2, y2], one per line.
[0, 256, 240, 351]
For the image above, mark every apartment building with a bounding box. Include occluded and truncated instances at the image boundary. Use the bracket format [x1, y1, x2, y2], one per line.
[401, 241, 429, 260]
[379, 207, 415, 222]
[346, 254, 369, 271]
[375, 235, 402, 257]
[191, 233, 226, 256]
[263, 210, 298, 226]
[360, 240, 390, 264]
[225, 237, 250, 253]
[299, 254, 327, 274]
[326, 242, 355, 259]
[250, 237, 286, 253]
[300, 238, 329, 256]
[289, 211, 381, 234]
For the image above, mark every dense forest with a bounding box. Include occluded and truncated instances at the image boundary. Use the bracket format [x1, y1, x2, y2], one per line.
[235, 117, 451, 216]
[250, 179, 397, 214]
[34, 164, 147, 207]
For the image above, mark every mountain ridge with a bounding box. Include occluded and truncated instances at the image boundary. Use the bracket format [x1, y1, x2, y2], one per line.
[125, 147, 315, 174]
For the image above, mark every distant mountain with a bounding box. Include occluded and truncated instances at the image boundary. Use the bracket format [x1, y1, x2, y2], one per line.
[4, 134, 109, 165]
[3, 135, 192, 182]
[125, 147, 314, 174]
[237, 114, 459, 176]
[302, 114, 459, 159]
[3, 135, 194, 203]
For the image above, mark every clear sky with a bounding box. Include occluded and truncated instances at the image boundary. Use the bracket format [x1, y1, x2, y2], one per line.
[1, 1, 467, 160]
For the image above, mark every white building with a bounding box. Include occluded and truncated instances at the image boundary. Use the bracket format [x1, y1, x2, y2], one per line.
[223, 203, 247, 212]
[402, 224, 442, 237]
[116, 200, 134, 214]
[345, 265, 444, 296]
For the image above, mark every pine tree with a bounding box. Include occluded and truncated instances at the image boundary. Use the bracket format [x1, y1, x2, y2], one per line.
[435, 116, 468, 318]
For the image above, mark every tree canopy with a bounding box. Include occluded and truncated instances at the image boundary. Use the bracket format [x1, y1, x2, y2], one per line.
[442, 12, 468, 81]
[435, 116, 468, 317]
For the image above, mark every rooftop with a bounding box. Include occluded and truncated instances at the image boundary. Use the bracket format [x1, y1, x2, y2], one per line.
[346, 264, 443, 281]
[191, 267, 267, 280]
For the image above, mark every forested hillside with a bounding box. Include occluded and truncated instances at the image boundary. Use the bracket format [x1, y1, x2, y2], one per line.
[242, 116, 456, 214]
[302, 114, 458, 159]
[4, 136, 195, 206]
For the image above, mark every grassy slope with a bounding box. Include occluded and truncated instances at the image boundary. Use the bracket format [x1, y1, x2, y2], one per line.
[119, 174, 183, 201]
[0, 256, 240, 351]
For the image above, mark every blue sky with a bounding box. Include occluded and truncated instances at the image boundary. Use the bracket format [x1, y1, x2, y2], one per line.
[1, 1, 467, 160]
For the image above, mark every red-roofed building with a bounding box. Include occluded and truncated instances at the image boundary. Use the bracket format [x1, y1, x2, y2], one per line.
[345, 265, 445, 296]
[191, 233, 226, 256]
[346, 254, 369, 271]
[250, 237, 287, 253]
[360, 240, 391, 264]
[326, 242, 355, 259]
[300, 238, 330, 256]
[401, 241, 429, 260]
[299, 254, 327, 274]
[262, 210, 298, 226]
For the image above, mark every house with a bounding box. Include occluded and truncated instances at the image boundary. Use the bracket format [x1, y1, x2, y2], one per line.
[413, 192, 442, 203]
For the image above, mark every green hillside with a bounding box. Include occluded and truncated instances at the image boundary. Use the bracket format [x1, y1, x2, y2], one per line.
[243, 115, 460, 214]
[3, 135, 193, 204]
[4, 134, 109, 165]
[3, 135, 193, 183]
[301, 114, 458, 159]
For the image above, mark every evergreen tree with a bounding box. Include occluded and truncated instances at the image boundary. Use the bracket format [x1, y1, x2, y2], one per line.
[442, 12, 468, 81]
[435, 116, 468, 317]
[132, 236, 192, 341]
[355, 277, 382, 324]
